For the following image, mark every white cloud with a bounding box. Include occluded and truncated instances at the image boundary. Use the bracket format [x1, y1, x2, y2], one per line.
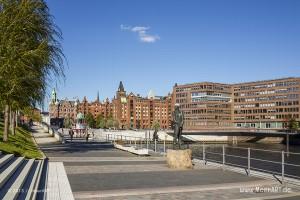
[131, 26, 149, 32]
[139, 33, 160, 43]
[120, 24, 160, 43]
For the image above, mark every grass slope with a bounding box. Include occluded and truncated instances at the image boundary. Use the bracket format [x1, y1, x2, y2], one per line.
[0, 122, 43, 159]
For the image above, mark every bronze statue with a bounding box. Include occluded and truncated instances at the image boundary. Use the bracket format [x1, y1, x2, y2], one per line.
[172, 104, 184, 148]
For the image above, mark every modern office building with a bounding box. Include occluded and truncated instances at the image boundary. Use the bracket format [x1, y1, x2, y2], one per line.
[232, 77, 300, 129]
[173, 77, 300, 130]
[173, 82, 233, 129]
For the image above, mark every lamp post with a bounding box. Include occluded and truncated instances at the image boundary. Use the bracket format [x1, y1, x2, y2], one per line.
[55, 100, 60, 127]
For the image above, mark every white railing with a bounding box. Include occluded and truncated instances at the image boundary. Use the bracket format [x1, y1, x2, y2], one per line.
[101, 133, 168, 153]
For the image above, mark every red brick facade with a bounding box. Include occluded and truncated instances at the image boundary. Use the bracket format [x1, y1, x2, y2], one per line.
[49, 81, 172, 129]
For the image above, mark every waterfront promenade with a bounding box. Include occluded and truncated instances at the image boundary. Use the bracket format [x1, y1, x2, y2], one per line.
[33, 126, 300, 199]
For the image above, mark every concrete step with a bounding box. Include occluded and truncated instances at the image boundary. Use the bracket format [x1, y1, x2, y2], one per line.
[0, 157, 24, 188]
[3, 159, 35, 200]
[24, 160, 44, 200]
[36, 158, 49, 200]
[0, 154, 14, 168]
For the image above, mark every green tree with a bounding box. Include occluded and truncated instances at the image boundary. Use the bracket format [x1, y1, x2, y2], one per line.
[63, 115, 73, 129]
[96, 114, 106, 129]
[113, 119, 119, 129]
[152, 120, 160, 131]
[106, 118, 114, 129]
[288, 118, 299, 133]
[0, 0, 65, 141]
[85, 112, 95, 128]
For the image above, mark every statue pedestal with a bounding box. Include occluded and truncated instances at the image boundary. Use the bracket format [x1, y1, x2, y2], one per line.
[166, 149, 193, 169]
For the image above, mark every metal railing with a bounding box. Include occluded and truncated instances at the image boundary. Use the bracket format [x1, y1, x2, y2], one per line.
[99, 132, 300, 184]
[100, 132, 170, 153]
[195, 144, 300, 183]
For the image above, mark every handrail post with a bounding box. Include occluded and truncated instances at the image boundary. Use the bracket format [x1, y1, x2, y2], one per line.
[222, 145, 225, 168]
[248, 148, 250, 176]
[282, 151, 285, 183]
[203, 142, 206, 165]
[155, 139, 157, 152]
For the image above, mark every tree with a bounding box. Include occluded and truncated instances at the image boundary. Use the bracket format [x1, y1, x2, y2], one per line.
[113, 119, 119, 129]
[63, 115, 73, 129]
[0, 0, 65, 141]
[22, 107, 42, 123]
[106, 118, 114, 129]
[152, 120, 160, 131]
[85, 112, 95, 128]
[96, 114, 106, 129]
[288, 118, 299, 133]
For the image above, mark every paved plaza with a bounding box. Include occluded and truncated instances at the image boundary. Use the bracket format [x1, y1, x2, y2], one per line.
[33, 126, 300, 200]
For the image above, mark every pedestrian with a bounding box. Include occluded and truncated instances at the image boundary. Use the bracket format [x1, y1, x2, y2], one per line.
[86, 133, 90, 142]
[69, 129, 74, 142]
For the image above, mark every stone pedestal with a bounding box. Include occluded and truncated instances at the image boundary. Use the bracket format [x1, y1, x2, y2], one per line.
[166, 149, 193, 169]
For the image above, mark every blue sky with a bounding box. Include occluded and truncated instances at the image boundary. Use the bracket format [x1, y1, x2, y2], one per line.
[46, 0, 300, 103]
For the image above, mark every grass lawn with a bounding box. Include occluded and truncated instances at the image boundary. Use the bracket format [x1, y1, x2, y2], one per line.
[0, 121, 43, 159]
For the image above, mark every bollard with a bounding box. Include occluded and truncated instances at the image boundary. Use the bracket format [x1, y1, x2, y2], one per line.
[135, 139, 137, 147]
[154, 139, 157, 152]
[248, 148, 251, 176]
[164, 138, 166, 153]
[140, 139, 142, 149]
[282, 151, 285, 183]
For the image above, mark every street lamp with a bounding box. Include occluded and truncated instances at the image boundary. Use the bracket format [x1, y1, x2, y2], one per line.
[55, 100, 60, 127]
[55, 100, 60, 118]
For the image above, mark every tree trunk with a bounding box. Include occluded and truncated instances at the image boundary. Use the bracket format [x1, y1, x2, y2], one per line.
[9, 106, 13, 133]
[15, 110, 18, 128]
[12, 111, 16, 135]
[3, 105, 9, 142]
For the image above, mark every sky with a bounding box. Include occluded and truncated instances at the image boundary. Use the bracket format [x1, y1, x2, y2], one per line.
[46, 0, 300, 104]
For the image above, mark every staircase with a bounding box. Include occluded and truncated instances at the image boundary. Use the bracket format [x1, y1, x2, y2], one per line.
[0, 151, 48, 200]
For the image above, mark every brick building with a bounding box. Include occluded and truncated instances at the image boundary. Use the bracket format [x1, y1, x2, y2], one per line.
[232, 77, 300, 129]
[49, 81, 172, 129]
[173, 82, 232, 129]
[112, 82, 172, 129]
[50, 77, 300, 130]
[173, 77, 300, 130]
